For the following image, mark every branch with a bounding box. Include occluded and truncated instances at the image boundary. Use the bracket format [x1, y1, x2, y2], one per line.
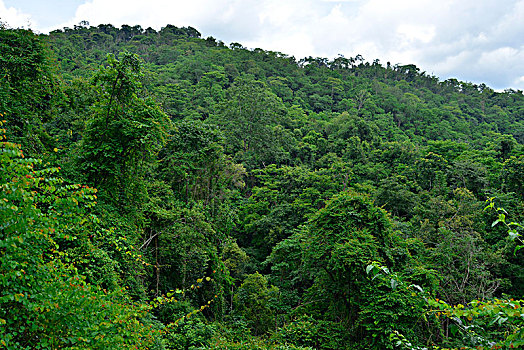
[140, 231, 161, 251]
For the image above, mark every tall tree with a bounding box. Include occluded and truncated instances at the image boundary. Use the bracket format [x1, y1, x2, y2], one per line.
[0, 27, 59, 153]
[214, 74, 286, 168]
[78, 52, 170, 210]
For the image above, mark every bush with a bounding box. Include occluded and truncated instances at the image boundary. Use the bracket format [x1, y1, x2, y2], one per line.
[233, 273, 279, 335]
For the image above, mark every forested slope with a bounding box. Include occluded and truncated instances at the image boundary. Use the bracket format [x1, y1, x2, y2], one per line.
[1, 23, 523, 349]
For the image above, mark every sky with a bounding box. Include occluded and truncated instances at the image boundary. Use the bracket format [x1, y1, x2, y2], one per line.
[1, 0, 523, 91]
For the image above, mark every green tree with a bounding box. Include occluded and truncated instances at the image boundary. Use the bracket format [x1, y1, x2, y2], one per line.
[0, 28, 59, 154]
[234, 272, 279, 335]
[215, 74, 286, 168]
[502, 155, 524, 199]
[0, 125, 155, 349]
[301, 192, 434, 348]
[302, 192, 394, 324]
[78, 52, 170, 209]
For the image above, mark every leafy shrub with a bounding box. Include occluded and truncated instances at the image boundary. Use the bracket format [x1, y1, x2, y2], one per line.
[274, 315, 351, 350]
[0, 124, 155, 349]
[233, 272, 279, 335]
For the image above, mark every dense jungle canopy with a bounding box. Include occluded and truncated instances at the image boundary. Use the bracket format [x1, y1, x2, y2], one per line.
[0, 23, 523, 349]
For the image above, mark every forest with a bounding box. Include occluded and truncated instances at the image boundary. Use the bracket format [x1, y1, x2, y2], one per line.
[0, 22, 523, 349]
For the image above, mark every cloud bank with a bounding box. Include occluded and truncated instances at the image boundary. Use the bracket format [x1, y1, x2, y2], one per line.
[0, 0, 33, 28]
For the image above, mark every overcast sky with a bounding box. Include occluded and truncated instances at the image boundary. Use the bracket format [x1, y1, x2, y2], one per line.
[1, 0, 523, 91]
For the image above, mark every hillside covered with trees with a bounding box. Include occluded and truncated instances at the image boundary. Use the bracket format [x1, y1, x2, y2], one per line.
[1, 22, 523, 349]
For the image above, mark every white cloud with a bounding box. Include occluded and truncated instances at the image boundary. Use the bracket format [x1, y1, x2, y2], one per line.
[0, 0, 34, 28]
[396, 25, 436, 45]
[514, 76, 524, 90]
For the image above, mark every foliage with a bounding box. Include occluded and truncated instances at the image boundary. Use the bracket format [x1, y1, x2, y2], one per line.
[392, 201, 524, 350]
[1, 23, 524, 349]
[0, 122, 155, 349]
[302, 192, 393, 323]
[78, 52, 170, 210]
[0, 28, 59, 154]
[486, 197, 524, 251]
[213, 74, 287, 168]
[273, 315, 351, 350]
[233, 273, 280, 335]
[429, 297, 524, 349]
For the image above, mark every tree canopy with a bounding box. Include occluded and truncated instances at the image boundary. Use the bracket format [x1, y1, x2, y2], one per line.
[0, 24, 523, 349]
